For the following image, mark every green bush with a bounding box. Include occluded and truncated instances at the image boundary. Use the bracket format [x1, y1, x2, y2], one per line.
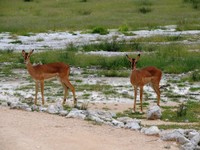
[80, 0, 87, 2]
[162, 101, 200, 122]
[183, 0, 200, 9]
[139, 7, 152, 14]
[190, 70, 200, 82]
[91, 26, 109, 35]
[23, 0, 33, 2]
[118, 25, 129, 32]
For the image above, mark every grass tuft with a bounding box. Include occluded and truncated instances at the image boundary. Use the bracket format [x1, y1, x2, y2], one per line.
[91, 26, 109, 35]
[161, 101, 200, 123]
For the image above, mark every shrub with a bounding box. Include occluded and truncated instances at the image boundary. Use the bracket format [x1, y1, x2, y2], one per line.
[78, 9, 92, 15]
[23, 0, 33, 2]
[91, 26, 109, 35]
[190, 70, 200, 82]
[118, 25, 129, 32]
[80, 0, 87, 2]
[139, 7, 152, 14]
[183, 0, 200, 9]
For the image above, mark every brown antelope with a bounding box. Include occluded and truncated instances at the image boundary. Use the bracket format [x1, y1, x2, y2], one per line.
[22, 50, 77, 106]
[126, 54, 162, 112]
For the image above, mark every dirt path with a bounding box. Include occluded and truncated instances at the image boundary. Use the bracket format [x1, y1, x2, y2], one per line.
[0, 106, 179, 150]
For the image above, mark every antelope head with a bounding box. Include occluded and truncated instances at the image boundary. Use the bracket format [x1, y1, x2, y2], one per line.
[126, 54, 140, 70]
[22, 49, 34, 64]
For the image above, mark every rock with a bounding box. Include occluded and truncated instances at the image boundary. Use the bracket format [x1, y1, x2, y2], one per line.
[39, 107, 47, 112]
[9, 102, 20, 109]
[178, 136, 190, 145]
[59, 110, 69, 116]
[146, 106, 162, 120]
[10, 102, 29, 110]
[181, 142, 196, 150]
[96, 110, 116, 119]
[190, 133, 200, 146]
[117, 117, 141, 124]
[161, 129, 200, 150]
[87, 110, 115, 122]
[124, 121, 141, 130]
[47, 103, 63, 114]
[112, 119, 124, 128]
[160, 129, 189, 144]
[141, 126, 160, 136]
[20, 103, 30, 110]
[188, 130, 199, 140]
[66, 109, 86, 120]
[1, 102, 8, 107]
[87, 115, 104, 124]
[25, 107, 32, 112]
[31, 104, 39, 111]
[104, 121, 114, 126]
[47, 104, 59, 114]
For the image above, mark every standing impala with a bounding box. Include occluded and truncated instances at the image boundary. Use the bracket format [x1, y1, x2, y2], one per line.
[22, 50, 77, 106]
[126, 54, 162, 112]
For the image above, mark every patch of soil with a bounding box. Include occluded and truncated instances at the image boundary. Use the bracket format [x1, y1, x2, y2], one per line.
[0, 106, 179, 150]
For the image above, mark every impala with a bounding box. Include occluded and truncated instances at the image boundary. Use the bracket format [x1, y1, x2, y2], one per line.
[22, 50, 77, 106]
[126, 54, 162, 112]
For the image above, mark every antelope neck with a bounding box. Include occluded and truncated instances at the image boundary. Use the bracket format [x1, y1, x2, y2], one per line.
[132, 64, 137, 70]
[26, 60, 35, 73]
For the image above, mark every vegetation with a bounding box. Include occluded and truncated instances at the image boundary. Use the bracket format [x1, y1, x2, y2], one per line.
[116, 108, 146, 119]
[91, 26, 109, 35]
[0, 0, 199, 132]
[0, 42, 200, 75]
[0, 0, 200, 34]
[114, 101, 200, 130]
[161, 101, 200, 123]
[157, 124, 200, 130]
[183, 0, 200, 9]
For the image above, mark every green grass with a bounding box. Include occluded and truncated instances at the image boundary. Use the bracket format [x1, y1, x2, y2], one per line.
[161, 101, 200, 123]
[0, 0, 200, 34]
[189, 87, 200, 92]
[157, 123, 200, 130]
[91, 26, 109, 35]
[1, 42, 200, 75]
[131, 35, 186, 43]
[181, 70, 200, 82]
[76, 83, 113, 93]
[81, 39, 141, 52]
[115, 108, 147, 119]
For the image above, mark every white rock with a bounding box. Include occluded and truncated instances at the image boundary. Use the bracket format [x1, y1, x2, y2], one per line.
[190, 133, 200, 146]
[125, 121, 141, 130]
[142, 126, 160, 136]
[47, 104, 58, 114]
[112, 119, 124, 128]
[146, 106, 162, 120]
[66, 109, 86, 120]
[117, 117, 141, 124]
[87, 115, 104, 124]
[160, 129, 189, 144]
[181, 142, 195, 150]
[188, 130, 199, 140]
[1, 102, 8, 107]
[59, 110, 69, 116]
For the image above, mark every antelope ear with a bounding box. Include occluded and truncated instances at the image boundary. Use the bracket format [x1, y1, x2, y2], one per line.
[126, 54, 132, 62]
[22, 50, 26, 56]
[28, 49, 34, 56]
[135, 54, 140, 62]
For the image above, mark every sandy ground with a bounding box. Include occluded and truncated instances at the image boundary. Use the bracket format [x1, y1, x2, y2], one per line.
[0, 106, 179, 150]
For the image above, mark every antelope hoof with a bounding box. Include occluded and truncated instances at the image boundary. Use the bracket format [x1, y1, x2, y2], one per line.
[132, 109, 136, 113]
[139, 111, 144, 114]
